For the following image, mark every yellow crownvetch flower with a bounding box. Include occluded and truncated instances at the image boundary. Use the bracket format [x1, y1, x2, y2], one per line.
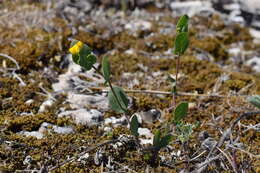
[69, 41, 84, 55]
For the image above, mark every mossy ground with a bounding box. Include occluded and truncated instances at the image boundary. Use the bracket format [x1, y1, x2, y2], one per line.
[0, 1, 259, 172]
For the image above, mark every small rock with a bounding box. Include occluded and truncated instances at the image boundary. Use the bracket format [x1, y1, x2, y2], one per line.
[67, 92, 109, 111]
[198, 131, 209, 141]
[246, 56, 260, 72]
[19, 131, 44, 139]
[94, 149, 107, 166]
[23, 155, 33, 165]
[125, 20, 152, 37]
[140, 109, 161, 124]
[170, 1, 212, 16]
[104, 116, 127, 126]
[188, 102, 196, 109]
[201, 137, 217, 150]
[139, 138, 153, 145]
[58, 109, 103, 126]
[25, 99, 34, 105]
[104, 126, 112, 133]
[38, 99, 54, 113]
[228, 47, 241, 57]
[239, 0, 260, 14]
[39, 122, 74, 134]
[138, 128, 153, 138]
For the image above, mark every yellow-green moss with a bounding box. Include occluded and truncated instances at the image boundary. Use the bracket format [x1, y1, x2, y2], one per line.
[191, 36, 228, 61]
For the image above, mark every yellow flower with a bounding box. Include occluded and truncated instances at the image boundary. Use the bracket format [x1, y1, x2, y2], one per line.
[69, 41, 84, 55]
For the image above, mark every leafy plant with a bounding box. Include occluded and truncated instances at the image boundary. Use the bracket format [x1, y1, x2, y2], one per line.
[172, 102, 196, 143]
[175, 122, 195, 143]
[171, 15, 189, 105]
[153, 130, 173, 150]
[68, 15, 195, 167]
[108, 86, 129, 113]
[69, 40, 130, 118]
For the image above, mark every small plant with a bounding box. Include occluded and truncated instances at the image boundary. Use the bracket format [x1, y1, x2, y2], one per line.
[69, 40, 130, 119]
[171, 15, 189, 106]
[68, 15, 195, 167]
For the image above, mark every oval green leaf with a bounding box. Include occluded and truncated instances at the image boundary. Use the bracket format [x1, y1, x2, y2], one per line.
[158, 134, 173, 149]
[72, 54, 80, 65]
[130, 115, 139, 137]
[102, 56, 111, 82]
[174, 102, 189, 123]
[108, 86, 129, 113]
[174, 32, 189, 55]
[176, 15, 189, 33]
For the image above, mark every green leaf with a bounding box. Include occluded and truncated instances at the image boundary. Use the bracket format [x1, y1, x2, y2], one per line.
[158, 134, 173, 148]
[248, 95, 260, 109]
[102, 56, 111, 83]
[79, 44, 92, 57]
[174, 102, 189, 123]
[79, 54, 96, 71]
[72, 54, 80, 64]
[176, 15, 189, 33]
[174, 32, 189, 55]
[153, 130, 161, 147]
[130, 115, 139, 137]
[108, 86, 129, 113]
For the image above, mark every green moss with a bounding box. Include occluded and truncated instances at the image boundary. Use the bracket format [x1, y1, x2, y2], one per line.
[7, 113, 56, 132]
[191, 36, 228, 61]
[222, 72, 253, 92]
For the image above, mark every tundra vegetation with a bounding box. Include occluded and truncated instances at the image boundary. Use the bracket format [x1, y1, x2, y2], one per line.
[0, 1, 259, 172]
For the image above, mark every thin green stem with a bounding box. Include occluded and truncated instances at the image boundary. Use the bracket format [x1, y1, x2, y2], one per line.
[170, 55, 180, 110]
[92, 65, 130, 124]
[175, 55, 180, 94]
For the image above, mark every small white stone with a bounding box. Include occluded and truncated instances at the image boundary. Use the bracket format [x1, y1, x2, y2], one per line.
[67, 92, 109, 111]
[140, 109, 161, 124]
[104, 126, 112, 133]
[105, 116, 127, 126]
[138, 128, 153, 138]
[140, 138, 153, 145]
[38, 99, 54, 113]
[20, 131, 44, 139]
[246, 56, 260, 73]
[125, 48, 135, 55]
[125, 20, 152, 32]
[25, 99, 34, 105]
[58, 109, 103, 126]
[188, 102, 196, 109]
[52, 125, 74, 134]
[228, 47, 241, 57]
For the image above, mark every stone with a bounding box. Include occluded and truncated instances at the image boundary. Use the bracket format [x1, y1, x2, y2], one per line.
[58, 109, 103, 126]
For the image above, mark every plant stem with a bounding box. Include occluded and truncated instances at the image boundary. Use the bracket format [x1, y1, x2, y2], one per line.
[173, 55, 180, 107]
[92, 65, 130, 124]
